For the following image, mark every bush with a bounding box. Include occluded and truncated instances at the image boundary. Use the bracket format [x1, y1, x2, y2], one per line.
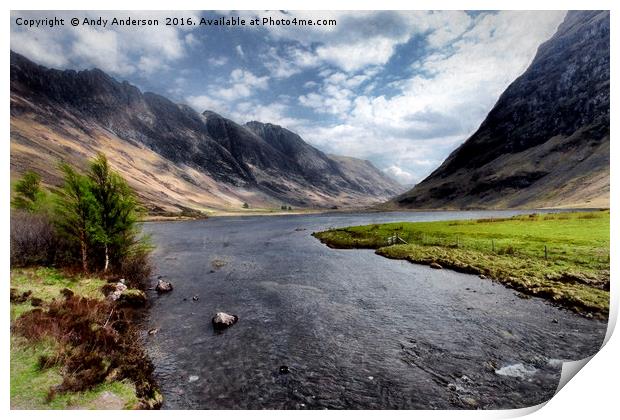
[10, 210, 71, 267]
[116, 242, 153, 290]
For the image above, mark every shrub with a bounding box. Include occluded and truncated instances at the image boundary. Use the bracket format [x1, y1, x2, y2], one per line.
[10, 210, 67, 267]
[116, 241, 153, 290]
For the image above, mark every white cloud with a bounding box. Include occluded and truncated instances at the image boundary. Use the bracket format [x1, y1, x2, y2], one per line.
[208, 56, 228, 67]
[184, 33, 199, 47]
[186, 69, 270, 115]
[10, 11, 200, 76]
[315, 37, 398, 72]
[235, 45, 245, 58]
[384, 165, 416, 185]
[186, 94, 225, 113]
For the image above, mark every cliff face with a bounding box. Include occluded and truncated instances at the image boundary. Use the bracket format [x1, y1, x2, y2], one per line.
[10, 52, 402, 213]
[392, 11, 609, 209]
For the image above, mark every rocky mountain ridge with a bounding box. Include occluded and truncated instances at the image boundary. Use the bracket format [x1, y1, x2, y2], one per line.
[10, 51, 402, 214]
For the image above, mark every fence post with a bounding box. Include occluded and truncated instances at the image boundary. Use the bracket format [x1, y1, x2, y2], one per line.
[492, 239, 495, 252]
[544, 245, 548, 260]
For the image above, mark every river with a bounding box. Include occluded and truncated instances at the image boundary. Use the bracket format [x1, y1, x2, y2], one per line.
[142, 210, 606, 409]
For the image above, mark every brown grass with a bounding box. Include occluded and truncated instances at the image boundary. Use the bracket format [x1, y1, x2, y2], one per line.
[12, 295, 161, 408]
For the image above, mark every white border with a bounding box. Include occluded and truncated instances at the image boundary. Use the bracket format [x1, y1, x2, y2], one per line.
[2, 1, 617, 419]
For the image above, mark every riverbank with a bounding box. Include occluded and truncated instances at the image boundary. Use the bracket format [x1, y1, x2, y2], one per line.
[141, 207, 338, 221]
[313, 210, 609, 318]
[10, 267, 162, 409]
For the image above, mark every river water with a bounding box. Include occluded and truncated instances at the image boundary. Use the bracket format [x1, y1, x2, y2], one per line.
[142, 210, 606, 409]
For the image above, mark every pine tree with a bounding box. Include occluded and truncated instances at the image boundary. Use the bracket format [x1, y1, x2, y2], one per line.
[54, 163, 98, 272]
[11, 171, 45, 212]
[88, 154, 139, 272]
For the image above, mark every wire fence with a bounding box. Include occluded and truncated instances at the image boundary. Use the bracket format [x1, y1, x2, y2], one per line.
[382, 231, 610, 267]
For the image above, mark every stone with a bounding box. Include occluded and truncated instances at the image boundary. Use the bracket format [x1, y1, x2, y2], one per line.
[430, 262, 443, 269]
[155, 279, 173, 293]
[117, 289, 147, 308]
[279, 365, 289, 374]
[107, 281, 128, 301]
[212, 312, 238, 330]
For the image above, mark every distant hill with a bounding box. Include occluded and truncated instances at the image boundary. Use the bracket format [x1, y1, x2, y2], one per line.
[10, 52, 402, 214]
[389, 11, 609, 210]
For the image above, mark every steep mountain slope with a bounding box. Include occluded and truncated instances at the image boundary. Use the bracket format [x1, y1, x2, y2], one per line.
[391, 11, 609, 209]
[10, 52, 402, 214]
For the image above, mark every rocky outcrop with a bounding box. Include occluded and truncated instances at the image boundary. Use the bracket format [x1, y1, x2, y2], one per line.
[391, 11, 609, 209]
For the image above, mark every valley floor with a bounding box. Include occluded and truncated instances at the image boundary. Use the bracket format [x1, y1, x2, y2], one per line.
[313, 210, 610, 318]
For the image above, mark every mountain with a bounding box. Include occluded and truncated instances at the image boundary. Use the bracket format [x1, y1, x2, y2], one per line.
[390, 11, 609, 210]
[10, 52, 402, 214]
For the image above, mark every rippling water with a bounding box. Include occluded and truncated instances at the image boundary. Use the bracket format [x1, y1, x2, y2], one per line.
[142, 210, 606, 409]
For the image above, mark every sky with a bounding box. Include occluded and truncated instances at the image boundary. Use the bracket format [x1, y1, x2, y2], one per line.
[10, 10, 566, 185]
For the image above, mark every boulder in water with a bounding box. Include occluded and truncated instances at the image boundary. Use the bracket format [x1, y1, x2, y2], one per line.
[155, 279, 173, 293]
[212, 312, 238, 330]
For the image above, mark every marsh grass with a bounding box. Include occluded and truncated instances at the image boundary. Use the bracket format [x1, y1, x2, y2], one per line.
[313, 211, 610, 318]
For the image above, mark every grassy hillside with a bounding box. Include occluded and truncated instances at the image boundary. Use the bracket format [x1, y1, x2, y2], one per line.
[313, 211, 610, 318]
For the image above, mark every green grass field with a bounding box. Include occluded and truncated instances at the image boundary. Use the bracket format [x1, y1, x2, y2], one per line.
[10, 268, 141, 409]
[313, 210, 610, 318]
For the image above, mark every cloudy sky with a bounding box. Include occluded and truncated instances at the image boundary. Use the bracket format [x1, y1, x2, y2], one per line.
[11, 10, 566, 185]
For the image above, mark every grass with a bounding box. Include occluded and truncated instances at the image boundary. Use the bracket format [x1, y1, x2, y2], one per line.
[10, 337, 138, 409]
[10, 267, 108, 321]
[10, 267, 144, 409]
[313, 210, 610, 318]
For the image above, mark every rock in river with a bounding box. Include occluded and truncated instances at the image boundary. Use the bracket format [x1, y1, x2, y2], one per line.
[156, 279, 173, 293]
[212, 312, 238, 330]
[430, 262, 443, 269]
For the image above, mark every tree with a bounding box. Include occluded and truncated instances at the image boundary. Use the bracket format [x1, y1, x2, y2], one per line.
[11, 171, 45, 212]
[54, 163, 98, 272]
[242, 202, 249, 209]
[88, 153, 140, 272]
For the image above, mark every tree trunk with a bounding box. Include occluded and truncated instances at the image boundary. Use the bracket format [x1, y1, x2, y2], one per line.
[80, 232, 88, 272]
[104, 243, 109, 272]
